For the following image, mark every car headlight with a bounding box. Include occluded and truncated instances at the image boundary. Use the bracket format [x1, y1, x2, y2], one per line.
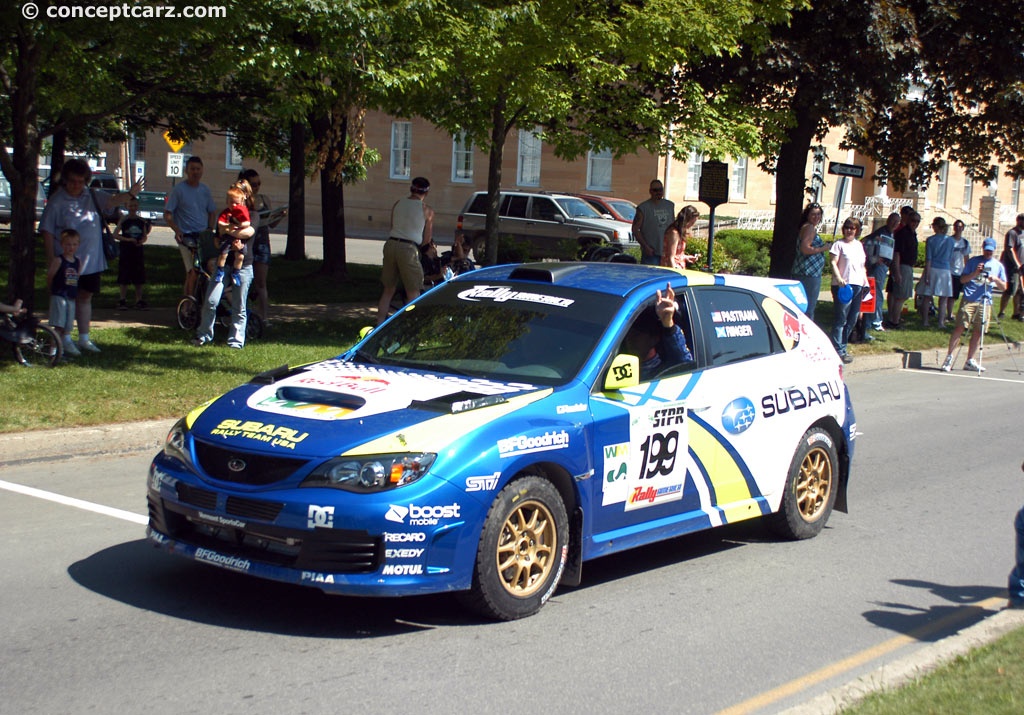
[162, 418, 193, 466]
[301, 453, 436, 492]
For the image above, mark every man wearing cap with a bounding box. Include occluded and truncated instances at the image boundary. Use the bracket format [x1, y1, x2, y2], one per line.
[376, 177, 434, 325]
[940, 236, 1007, 372]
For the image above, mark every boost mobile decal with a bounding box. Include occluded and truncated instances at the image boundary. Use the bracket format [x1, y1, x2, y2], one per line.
[602, 400, 689, 510]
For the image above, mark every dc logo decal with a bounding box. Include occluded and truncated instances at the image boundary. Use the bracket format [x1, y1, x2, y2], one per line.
[307, 505, 335, 529]
[721, 397, 756, 435]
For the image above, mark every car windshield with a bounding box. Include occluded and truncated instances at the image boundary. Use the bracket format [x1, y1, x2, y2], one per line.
[555, 197, 603, 218]
[354, 281, 622, 385]
[608, 200, 636, 221]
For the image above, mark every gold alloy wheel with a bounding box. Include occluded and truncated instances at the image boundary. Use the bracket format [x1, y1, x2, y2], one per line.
[795, 446, 833, 523]
[495, 500, 557, 598]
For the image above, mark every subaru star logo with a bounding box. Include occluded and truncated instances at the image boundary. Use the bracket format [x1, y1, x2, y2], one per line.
[227, 457, 247, 473]
[721, 397, 756, 435]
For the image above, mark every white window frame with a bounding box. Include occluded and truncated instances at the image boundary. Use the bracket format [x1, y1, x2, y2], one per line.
[988, 165, 999, 198]
[962, 177, 974, 212]
[390, 121, 412, 180]
[225, 135, 243, 170]
[730, 156, 748, 200]
[517, 127, 541, 187]
[451, 132, 473, 183]
[586, 148, 613, 191]
[936, 161, 948, 207]
[685, 150, 705, 199]
[1012, 177, 1021, 212]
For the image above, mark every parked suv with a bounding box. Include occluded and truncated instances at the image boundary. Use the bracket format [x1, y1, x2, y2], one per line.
[455, 190, 633, 261]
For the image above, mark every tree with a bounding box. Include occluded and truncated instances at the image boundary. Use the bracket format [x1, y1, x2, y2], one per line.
[408, 0, 796, 266]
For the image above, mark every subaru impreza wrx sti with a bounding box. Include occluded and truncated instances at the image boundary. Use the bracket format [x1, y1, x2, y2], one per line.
[147, 262, 856, 620]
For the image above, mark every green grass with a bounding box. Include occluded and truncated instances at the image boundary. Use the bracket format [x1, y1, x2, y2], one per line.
[841, 624, 1024, 714]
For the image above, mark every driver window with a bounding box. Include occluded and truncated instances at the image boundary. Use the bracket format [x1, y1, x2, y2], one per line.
[618, 292, 696, 383]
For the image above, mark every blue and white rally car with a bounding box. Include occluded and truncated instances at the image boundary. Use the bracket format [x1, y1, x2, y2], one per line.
[148, 262, 855, 620]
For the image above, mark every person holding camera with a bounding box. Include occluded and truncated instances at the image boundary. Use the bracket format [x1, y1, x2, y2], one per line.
[940, 237, 1006, 372]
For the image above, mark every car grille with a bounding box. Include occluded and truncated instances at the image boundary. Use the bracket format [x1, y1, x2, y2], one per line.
[226, 496, 283, 522]
[194, 440, 308, 485]
[176, 482, 217, 509]
[149, 498, 384, 574]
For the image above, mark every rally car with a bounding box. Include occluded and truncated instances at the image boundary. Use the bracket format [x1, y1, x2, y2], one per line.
[147, 262, 856, 620]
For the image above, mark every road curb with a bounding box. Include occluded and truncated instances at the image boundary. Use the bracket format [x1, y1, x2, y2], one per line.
[0, 418, 174, 465]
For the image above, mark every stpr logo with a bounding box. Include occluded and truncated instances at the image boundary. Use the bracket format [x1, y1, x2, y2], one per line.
[721, 397, 756, 435]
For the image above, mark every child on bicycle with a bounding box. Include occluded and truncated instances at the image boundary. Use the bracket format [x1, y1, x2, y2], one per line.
[214, 184, 251, 286]
[47, 229, 81, 357]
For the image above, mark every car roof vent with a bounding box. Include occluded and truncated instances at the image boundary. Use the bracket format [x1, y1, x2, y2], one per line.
[507, 263, 586, 283]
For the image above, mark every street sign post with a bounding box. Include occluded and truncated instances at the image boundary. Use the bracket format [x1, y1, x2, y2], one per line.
[166, 152, 184, 179]
[698, 160, 730, 270]
[162, 130, 186, 153]
[827, 161, 865, 179]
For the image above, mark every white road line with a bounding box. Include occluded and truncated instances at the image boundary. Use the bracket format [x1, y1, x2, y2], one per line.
[0, 479, 148, 525]
[903, 368, 1024, 384]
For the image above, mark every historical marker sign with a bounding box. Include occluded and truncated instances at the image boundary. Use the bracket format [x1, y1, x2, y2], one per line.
[698, 160, 730, 208]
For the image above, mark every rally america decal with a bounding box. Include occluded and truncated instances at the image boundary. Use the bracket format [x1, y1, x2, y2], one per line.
[602, 400, 689, 510]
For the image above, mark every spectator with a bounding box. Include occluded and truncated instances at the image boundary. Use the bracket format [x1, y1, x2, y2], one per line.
[213, 185, 252, 287]
[920, 217, 953, 328]
[790, 202, 829, 321]
[240, 169, 284, 326]
[192, 179, 256, 349]
[886, 211, 920, 328]
[621, 283, 693, 381]
[829, 217, 868, 364]
[948, 220, 971, 322]
[940, 237, 1006, 372]
[46, 229, 81, 357]
[376, 177, 434, 326]
[1009, 460, 1024, 610]
[114, 196, 151, 310]
[661, 205, 701, 270]
[39, 158, 141, 353]
[632, 179, 675, 266]
[164, 156, 217, 297]
[998, 213, 1024, 320]
[0, 299, 27, 317]
[862, 212, 898, 335]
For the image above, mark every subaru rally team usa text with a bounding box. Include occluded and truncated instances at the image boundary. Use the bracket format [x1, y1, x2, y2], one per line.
[146, 262, 855, 620]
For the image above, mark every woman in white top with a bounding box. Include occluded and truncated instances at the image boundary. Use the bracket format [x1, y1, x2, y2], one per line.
[829, 217, 868, 363]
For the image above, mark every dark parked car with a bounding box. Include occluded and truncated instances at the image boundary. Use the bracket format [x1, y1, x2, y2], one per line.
[573, 193, 638, 224]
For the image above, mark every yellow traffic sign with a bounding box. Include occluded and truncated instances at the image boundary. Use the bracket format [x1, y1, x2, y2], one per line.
[162, 130, 186, 153]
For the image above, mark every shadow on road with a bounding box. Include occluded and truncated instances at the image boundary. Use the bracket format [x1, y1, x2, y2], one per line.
[862, 578, 1006, 642]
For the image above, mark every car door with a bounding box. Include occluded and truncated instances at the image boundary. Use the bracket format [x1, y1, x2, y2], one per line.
[525, 196, 573, 258]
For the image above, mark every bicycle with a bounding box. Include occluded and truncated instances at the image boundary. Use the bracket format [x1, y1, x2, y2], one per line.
[1, 312, 63, 367]
[175, 237, 263, 340]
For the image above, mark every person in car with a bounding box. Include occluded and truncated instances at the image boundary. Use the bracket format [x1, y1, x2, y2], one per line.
[622, 283, 693, 380]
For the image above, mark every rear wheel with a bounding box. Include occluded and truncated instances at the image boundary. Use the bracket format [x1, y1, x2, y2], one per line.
[245, 311, 264, 340]
[471, 235, 487, 264]
[176, 296, 200, 331]
[462, 476, 568, 620]
[13, 323, 62, 367]
[769, 427, 838, 539]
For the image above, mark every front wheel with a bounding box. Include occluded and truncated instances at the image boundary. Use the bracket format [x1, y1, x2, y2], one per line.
[461, 476, 568, 621]
[13, 323, 62, 367]
[769, 426, 838, 540]
[176, 296, 200, 331]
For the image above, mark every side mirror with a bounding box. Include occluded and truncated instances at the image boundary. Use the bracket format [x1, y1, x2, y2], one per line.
[604, 354, 640, 391]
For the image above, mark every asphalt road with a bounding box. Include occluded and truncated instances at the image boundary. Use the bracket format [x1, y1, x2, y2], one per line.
[2, 358, 1024, 714]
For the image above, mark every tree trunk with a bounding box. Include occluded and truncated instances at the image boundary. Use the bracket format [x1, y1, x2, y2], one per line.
[483, 92, 508, 267]
[768, 106, 818, 279]
[308, 113, 349, 279]
[285, 120, 306, 261]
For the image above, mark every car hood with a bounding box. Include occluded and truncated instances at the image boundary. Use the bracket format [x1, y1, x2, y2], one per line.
[188, 359, 550, 457]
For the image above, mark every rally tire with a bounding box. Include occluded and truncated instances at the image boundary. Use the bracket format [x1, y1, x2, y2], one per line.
[177, 296, 200, 331]
[769, 427, 838, 540]
[13, 323, 62, 367]
[461, 476, 569, 621]
[471, 235, 487, 264]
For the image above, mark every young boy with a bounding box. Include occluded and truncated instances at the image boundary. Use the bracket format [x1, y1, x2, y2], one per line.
[115, 197, 152, 310]
[214, 185, 251, 287]
[47, 229, 81, 357]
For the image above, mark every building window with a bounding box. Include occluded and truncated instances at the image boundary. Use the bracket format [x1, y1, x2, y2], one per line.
[451, 132, 473, 183]
[1012, 178, 1021, 212]
[730, 157, 748, 200]
[989, 165, 999, 198]
[586, 148, 612, 191]
[962, 177, 974, 213]
[936, 161, 948, 207]
[390, 121, 411, 179]
[686, 151, 705, 199]
[133, 134, 147, 158]
[517, 127, 541, 186]
[225, 135, 243, 170]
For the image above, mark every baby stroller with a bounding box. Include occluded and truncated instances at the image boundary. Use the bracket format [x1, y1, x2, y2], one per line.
[1, 312, 62, 367]
[175, 232, 264, 339]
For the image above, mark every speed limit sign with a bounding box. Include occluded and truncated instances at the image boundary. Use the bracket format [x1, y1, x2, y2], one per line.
[166, 152, 185, 178]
